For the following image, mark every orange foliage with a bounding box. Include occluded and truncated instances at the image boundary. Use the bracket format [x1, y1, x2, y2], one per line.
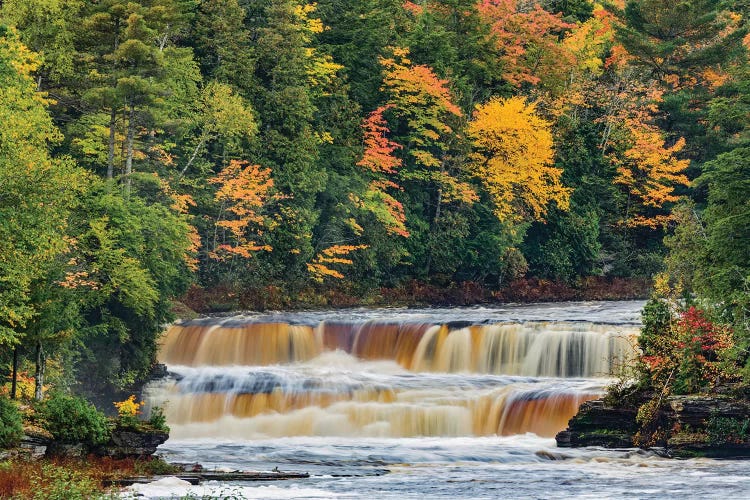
[358, 105, 403, 175]
[208, 160, 277, 260]
[613, 119, 690, 228]
[353, 105, 410, 238]
[307, 244, 368, 282]
[380, 48, 462, 121]
[594, 76, 690, 228]
[403, 1, 424, 16]
[478, 0, 575, 88]
[379, 48, 476, 205]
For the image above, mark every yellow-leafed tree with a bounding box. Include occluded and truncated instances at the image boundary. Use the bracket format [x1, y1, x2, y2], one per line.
[468, 96, 570, 224]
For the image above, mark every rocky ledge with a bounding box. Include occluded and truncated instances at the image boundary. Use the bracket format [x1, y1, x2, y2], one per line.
[556, 395, 750, 458]
[94, 427, 170, 459]
[45, 426, 169, 459]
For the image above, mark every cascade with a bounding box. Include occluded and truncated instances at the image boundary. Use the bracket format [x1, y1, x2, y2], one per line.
[159, 320, 636, 378]
[148, 315, 637, 440]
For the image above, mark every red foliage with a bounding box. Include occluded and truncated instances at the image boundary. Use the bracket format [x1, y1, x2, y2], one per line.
[676, 307, 731, 359]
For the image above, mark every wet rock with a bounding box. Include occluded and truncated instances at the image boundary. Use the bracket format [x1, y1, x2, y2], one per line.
[557, 394, 750, 458]
[555, 400, 638, 448]
[47, 442, 86, 458]
[20, 425, 52, 459]
[150, 363, 170, 380]
[668, 395, 750, 428]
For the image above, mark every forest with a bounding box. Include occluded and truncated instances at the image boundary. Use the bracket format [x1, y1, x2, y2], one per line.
[0, 0, 748, 402]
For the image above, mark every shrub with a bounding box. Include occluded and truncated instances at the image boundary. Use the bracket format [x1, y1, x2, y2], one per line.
[29, 464, 102, 500]
[134, 456, 179, 475]
[707, 416, 750, 445]
[113, 395, 144, 430]
[148, 406, 169, 433]
[0, 397, 23, 448]
[37, 393, 110, 448]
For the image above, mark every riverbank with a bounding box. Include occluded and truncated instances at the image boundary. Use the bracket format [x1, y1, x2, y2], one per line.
[180, 276, 652, 313]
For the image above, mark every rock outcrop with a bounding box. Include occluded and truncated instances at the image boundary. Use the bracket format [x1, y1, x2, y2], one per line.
[556, 395, 750, 458]
[93, 427, 169, 459]
[555, 399, 639, 448]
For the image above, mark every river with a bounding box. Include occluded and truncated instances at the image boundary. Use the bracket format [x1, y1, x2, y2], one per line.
[130, 301, 750, 499]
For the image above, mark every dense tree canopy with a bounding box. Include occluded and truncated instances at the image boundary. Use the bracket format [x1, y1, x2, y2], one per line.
[2, 0, 749, 397]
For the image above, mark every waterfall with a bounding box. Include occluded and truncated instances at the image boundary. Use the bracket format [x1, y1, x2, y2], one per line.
[159, 320, 637, 378]
[148, 315, 637, 440]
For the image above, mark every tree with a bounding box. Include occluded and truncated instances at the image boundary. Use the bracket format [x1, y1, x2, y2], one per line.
[607, 0, 745, 81]
[611, 118, 690, 228]
[0, 28, 85, 346]
[478, 0, 575, 91]
[380, 48, 476, 216]
[468, 96, 570, 224]
[72, 182, 196, 397]
[694, 148, 750, 318]
[0, 0, 82, 88]
[208, 160, 277, 261]
[355, 105, 409, 237]
[193, 0, 253, 83]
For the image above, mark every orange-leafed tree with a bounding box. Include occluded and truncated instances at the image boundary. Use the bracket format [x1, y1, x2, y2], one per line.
[612, 119, 690, 228]
[354, 104, 409, 238]
[468, 96, 570, 224]
[378, 48, 477, 220]
[307, 244, 368, 282]
[477, 0, 575, 90]
[208, 160, 277, 260]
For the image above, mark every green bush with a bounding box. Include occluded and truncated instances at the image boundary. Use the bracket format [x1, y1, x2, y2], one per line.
[0, 397, 24, 448]
[707, 416, 750, 445]
[639, 297, 672, 356]
[30, 464, 102, 500]
[37, 393, 110, 447]
[148, 406, 169, 433]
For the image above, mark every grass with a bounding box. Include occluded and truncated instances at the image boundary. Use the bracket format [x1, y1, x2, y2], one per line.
[0, 456, 176, 499]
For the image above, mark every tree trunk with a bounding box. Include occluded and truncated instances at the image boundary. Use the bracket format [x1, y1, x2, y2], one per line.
[124, 104, 136, 197]
[107, 106, 117, 181]
[34, 340, 45, 401]
[10, 347, 18, 400]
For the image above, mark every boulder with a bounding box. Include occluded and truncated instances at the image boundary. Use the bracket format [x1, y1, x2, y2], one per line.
[94, 427, 169, 459]
[556, 400, 639, 448]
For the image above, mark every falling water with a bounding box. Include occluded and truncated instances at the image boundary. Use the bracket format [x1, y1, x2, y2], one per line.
[136, 302, 750, 499]
[159, 320, 636, 378]
[149, 308, 638, 441]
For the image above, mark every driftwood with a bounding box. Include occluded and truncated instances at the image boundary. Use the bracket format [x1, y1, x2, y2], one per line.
[106, 470, 310, 486]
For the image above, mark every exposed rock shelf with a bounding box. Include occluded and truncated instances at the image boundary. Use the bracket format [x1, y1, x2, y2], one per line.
[556, 395, 750, 458]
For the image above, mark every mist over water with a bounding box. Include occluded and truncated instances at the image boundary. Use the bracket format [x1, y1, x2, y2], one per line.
[137, 301, 750, 499]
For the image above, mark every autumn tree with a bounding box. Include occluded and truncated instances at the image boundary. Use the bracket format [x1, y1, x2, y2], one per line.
[208, 160, 277, 263]
[469, 96, 570, 224]
[380, 48, 476, 216]
[354, 105, 409, 238]
[611, 119, 690, 228]
[478, 0, 575, 92]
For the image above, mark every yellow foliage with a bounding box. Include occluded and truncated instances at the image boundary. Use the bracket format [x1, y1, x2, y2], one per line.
[114, 395, 144, 418]
[307, 244, 367, 282]
[209, 160, 278, 260]
[468, 96, 570, 223]
[612, 118, 690, 228]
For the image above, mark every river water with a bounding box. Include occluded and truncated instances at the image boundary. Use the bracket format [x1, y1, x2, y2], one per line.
[131, 301, 750, 499]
